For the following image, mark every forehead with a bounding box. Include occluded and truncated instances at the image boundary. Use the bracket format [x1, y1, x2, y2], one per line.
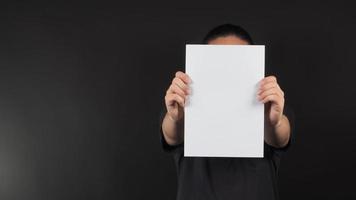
[208, 35, 249, 45]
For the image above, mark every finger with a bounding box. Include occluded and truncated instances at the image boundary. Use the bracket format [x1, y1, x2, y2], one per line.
[260, 94, 283, 105]
[258, 82, 277, 94]
[258, 85, 284, 97]
[169, 84, 188, 97]
[258, 88, 282, 100]
[172, 82, 190, 95]
[270, 83, 284, 97]
[276, 84, 285, 97]
[173, 77, 190, 92]
[259, 82, 285, 97]
[260, 75, 277, 85]
[165, 93, 185, 107]
[175, 71, 192, 84]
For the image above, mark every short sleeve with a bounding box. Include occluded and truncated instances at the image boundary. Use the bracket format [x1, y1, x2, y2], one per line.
[158, 104, 183, 153]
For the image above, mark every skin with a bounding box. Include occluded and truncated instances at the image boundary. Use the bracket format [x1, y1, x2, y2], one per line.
[162, 35, 291, 148]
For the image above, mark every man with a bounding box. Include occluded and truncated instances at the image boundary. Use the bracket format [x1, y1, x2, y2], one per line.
[160, 24, 294, 200]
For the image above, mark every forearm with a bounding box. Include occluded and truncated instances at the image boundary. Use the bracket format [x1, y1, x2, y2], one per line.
[265, 115, 291, 148]
[162, 112, 184, 146]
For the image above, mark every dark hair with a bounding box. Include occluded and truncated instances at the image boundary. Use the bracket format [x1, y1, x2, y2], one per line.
[203, 24, 254, 44]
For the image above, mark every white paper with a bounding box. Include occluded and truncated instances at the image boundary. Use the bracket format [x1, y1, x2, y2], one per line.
[184, 45, 265, 157]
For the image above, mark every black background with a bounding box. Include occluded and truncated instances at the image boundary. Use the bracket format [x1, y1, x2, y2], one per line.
[1, 1, 356, 199]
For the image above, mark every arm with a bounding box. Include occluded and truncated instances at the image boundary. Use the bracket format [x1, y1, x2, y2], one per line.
[161, 71, 191, 146]
[162, 112, 184, 146]
[258, 76, 291, 148]
[264, 114, 291, 148]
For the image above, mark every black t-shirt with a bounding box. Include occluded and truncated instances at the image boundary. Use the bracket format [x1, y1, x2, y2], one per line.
[159, 106, 294, 200]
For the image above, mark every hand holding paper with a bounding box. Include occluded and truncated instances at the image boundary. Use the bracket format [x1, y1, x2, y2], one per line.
[165, 71, 192, 122]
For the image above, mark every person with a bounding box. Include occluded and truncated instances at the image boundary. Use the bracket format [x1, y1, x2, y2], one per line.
[160, 24, 294, 200]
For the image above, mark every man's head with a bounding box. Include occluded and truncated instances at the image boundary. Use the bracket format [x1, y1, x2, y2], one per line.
[203, 24, 253, 45]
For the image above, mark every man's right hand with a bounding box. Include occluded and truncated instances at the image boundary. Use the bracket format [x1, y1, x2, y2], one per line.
[164, 71, 192, 122]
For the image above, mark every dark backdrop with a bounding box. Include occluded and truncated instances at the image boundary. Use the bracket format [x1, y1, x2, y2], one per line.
[1, 1, 355, 199]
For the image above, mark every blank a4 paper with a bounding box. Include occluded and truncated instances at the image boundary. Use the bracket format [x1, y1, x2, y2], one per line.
[184, 45, 265, 157]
